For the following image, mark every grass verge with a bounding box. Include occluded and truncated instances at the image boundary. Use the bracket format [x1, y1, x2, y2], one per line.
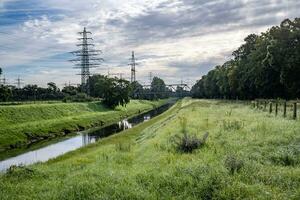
[0, 99, 169, 152]
[0, 98, 299, 199]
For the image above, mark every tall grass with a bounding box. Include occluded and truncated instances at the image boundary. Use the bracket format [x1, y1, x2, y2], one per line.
[0, 99, 299, 199]
[0, 99, 168, 151]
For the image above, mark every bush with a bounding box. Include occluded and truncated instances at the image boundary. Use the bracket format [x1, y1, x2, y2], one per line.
[222, 120, 244, 131]
[172, 132, 209, 153]
[224, 155, 244, 174]
[270, 145, 299, 166]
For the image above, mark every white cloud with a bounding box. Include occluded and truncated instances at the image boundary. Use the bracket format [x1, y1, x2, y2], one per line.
[0, 0, 299, 87]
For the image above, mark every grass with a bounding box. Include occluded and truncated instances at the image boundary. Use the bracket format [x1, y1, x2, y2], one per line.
[0, 99, 168, 152]
[0, 98, 299, 199]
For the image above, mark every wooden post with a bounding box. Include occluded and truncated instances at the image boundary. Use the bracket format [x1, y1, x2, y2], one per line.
[264, 101, 267, 111]
[293, 102, 297, 120]
[269, 102, 272, 113]
[275, 102, 278, 116]
[283, 101, 287, 118]
[256, 100, 259, 109]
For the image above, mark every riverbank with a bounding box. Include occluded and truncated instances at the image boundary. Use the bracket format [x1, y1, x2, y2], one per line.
[0, 99, 169, 152]
[0, 99, 299, 199]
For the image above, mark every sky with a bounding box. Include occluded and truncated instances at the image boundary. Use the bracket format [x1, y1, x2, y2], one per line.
[0, 0, 299, 88]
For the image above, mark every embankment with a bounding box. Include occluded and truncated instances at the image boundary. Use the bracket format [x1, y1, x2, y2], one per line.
[0, 99, 168, 152]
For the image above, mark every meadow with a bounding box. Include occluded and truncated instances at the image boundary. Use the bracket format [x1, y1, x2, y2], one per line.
[0, 98, 299, 199]
[0, 99, 167, 152]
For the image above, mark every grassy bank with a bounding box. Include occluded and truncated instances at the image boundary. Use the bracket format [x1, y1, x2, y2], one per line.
[0, 99, 299, 199]
[0, 99, 168, 152]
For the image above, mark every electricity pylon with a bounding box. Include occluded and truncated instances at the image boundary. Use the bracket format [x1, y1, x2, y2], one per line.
[70, 27, 103, 95]
[129, 51, 138, 83]
[14, 76, 23, 88]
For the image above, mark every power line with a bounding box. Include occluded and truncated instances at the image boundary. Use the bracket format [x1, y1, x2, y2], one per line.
[70, 27, 104, 95]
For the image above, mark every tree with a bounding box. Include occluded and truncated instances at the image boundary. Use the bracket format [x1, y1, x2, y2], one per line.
[88, 75, 107, 98]
[102, 77, 131, 108]
[62, 86, 79, 96]
[151, 76, 168, 99]
[0, 85, 12, 102]
[192, 18, 300, 100]
[130, 81, 144, 99]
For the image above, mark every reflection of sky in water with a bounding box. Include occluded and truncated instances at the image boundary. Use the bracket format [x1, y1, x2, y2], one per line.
[0, 104, 171, 172]
[0, 136, 83, 171]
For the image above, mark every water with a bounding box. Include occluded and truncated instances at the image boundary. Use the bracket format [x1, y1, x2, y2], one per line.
[0, 103, 172, 172]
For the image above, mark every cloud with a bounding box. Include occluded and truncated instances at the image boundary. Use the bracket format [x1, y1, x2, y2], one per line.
[0, 0, 299, 87]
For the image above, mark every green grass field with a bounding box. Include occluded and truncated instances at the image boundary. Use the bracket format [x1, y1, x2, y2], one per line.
[0, 100, 168, 152]
[0, 98, 299, 199]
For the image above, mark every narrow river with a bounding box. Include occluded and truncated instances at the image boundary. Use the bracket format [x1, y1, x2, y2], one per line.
[0, 103, 173, 172]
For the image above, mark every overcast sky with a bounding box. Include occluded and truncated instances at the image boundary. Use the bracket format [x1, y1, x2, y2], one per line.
[0, 0, 299, 87]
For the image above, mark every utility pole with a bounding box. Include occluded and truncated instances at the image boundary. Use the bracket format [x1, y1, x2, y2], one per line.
[15, 76, 23, 88]
[129, 51, 138, 83]
[70, 27, 103, 95]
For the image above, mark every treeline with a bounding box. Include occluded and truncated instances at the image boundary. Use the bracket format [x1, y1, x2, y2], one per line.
[191, 18, 300, 100]
[0, 72, 187, 107]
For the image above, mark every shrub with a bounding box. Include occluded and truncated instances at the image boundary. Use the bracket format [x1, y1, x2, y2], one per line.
[270, 146, 299, 166]
[224, 155, 244, 174]
[222, 120, 244, 131]
[172, 132, 209, 153]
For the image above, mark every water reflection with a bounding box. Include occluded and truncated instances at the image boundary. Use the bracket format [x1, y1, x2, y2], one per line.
[0, 103, 172, 172]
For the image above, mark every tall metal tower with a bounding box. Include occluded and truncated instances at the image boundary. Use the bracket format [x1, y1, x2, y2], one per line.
[149, 72, 153, 84]
[15, 76, 23, 88]
[70, 27, 103, 95]
[1, 76, 7, 85]
[129, 51, 138, 83]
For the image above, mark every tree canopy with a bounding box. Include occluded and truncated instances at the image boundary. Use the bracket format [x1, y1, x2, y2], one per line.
[192, 18, 300, 100]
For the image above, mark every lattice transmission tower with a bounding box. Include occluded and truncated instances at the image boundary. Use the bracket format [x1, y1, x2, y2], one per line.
[70, 27, 103, 95]
[14, 76, 23, 88]
[129, 51, 138, 83]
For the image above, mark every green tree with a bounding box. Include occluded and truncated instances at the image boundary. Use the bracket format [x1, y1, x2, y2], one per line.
[102, 77, 131, 108]
[151, 76, 168, 99]
[130, 81, 144, 99]
[0, 85, 12, 102]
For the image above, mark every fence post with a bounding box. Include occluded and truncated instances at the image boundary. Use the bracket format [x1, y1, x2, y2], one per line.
[283, 101, 287, 118]
[256, 100, 259, 109]
[275, 102, 278, 116]
[269, 102, 272, 113]
[264, 101, 267, 111]
[293, 102, 297, 120]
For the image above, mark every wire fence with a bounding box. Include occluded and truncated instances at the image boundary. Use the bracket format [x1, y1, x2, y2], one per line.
[251, 99, 299, 120]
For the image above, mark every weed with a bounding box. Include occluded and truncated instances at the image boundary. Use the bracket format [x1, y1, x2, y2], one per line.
[115, 142, 132, 152]
[225, 109, 233, 116]
[270, 145, 299, 166]
[5, 165, 46, 179]
[224, 155, 244, 174]
[179, 116, 187, 134]
[172, 132, 209, 153]
[222, 120, 244, 131]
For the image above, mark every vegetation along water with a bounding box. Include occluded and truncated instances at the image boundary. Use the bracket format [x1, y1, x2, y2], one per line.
[0, 98, 299, 199]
